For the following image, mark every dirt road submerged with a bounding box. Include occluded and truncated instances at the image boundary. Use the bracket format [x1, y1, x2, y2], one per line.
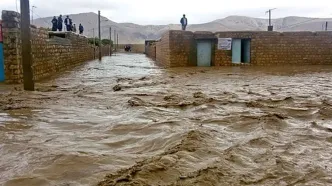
[1, 54, 332, 186]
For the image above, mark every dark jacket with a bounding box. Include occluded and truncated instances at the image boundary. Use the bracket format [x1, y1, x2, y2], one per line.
[51, 18, 57, 26]
[79, 25, 84, 32]
[64, 18, 69, 25]
[180, 17, 188, 26]
[58, 17, 63, 28]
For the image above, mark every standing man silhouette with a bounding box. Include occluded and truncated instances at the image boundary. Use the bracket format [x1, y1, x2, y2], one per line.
[57, 15, 63, 31]
[51, 16, 57, 31]
[180, 14, 188, 31]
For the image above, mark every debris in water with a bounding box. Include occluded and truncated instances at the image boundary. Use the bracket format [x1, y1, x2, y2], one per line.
[113, 84, 122, 91]
[128, 97, 145, 106]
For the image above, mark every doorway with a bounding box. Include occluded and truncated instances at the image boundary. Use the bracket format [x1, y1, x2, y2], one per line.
[197, 40, 212, 67]
[232, 39, 251, 63]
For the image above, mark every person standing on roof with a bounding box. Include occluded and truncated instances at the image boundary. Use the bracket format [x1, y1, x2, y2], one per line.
[64, 16, 71, 31]
[72, 24, 77, 33]
[51, 16, 57, 31]
[69, 17, 73, 31]
[57, 15, 63, 31]
[180, 14, 188, 31]
[79, 24, 84, 34]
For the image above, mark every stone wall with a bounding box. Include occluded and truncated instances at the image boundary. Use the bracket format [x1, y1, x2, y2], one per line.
[2, 10, 110, 84]
[153, 30, 332, 67]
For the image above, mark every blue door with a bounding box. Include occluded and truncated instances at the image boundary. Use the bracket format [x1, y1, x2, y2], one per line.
[242, 39, 251, 63]
[0, 43, 4, 82]
[232, 39, 241, 63]
[197, 41, 211, 67]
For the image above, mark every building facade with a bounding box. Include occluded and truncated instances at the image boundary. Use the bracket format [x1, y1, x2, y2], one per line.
[146, 30, 332, 67]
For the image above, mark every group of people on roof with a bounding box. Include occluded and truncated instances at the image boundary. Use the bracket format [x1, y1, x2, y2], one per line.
[51, 15, 84, 34]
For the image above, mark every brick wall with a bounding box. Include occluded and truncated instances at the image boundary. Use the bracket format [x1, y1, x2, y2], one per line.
[145, 41, 156, 59]
[215, 31, 332, 66]
[168, 30, 195, 67]
[156, 31, 170, 67]
[1, 10, 110, 84]
[153, 30, 332, 67]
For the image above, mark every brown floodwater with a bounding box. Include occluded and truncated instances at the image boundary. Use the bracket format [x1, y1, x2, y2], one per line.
[1, 53, 332, 186]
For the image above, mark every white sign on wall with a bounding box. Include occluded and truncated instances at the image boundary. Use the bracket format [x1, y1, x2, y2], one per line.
[218, 38, 232, 50]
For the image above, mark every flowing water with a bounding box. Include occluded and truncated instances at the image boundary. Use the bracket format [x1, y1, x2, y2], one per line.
[1, 54, 332, 186]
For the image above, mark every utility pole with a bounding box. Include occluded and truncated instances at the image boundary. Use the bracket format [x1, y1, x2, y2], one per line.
[21, 0, 35, 90]
[93, 28, 95, 46]
[92, 28, 96, 59]
[266, 8, 276, 31]
[109, 27, 112, 56]
[98, 10, 102, 61]
[31, 6, 36, 25]
[117, 33, 119, 52]
[114, 30, 116, 53]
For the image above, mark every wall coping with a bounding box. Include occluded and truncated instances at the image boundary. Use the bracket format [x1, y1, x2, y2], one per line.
[153, 30, 332, 41]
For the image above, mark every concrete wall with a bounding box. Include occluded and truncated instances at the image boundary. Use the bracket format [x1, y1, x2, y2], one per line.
[153, 30, 332, 67]
[1, 10, 110, 84]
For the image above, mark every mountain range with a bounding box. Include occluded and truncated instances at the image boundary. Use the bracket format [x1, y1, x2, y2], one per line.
[34, 13, 332, 44]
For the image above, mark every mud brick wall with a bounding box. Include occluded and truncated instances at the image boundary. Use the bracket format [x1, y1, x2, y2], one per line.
[1, 10, 97, 83]
[155, 30, 195, 67]
[145, 41, 156, 59]
[215, 31, 332, 66]
[156, 31, 171, 67]
[154, 30, 332, 67]
[168, 30, 195, 67]
[31, 29, 95, 81]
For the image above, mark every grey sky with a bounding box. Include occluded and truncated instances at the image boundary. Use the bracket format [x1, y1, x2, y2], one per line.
[1, 0, 331, 25]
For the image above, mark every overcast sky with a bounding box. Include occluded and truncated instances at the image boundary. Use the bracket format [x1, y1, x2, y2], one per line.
[1, 0, 331, 25]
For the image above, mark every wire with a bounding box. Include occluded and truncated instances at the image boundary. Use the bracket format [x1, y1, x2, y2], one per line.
[16, 0, 19, 12]
[32, 12, 52, 26]
[278, 18, 320, 30]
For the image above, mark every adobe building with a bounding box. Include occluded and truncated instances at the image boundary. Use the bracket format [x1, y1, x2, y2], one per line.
[146, 30, 332, 67]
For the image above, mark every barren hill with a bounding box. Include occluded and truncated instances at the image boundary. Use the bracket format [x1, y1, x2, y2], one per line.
[34, 13, 332, 44]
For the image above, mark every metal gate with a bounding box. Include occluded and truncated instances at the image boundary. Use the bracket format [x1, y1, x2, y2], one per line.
[232, 39, 241, 63]
[197, 41, 212, 67]
[0, 21, 4, 82]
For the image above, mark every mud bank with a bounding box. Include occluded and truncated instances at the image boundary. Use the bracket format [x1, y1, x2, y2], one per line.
[1, 54, 332, 186]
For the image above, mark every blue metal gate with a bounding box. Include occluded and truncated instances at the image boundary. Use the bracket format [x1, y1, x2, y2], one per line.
[197, 41, 211, 67]
[242, 39, 251, 63]
[232, 39, 241, 63]
[0, 21, 4, 82]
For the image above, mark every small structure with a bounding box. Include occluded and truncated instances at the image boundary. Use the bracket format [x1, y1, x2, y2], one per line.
[147, 30, 332, 67]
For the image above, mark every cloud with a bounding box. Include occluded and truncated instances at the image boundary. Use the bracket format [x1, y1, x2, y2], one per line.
[1, 0, 331, 24]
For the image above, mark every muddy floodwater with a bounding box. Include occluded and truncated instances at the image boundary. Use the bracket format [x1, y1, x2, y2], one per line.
[1, 54, 332, 186]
